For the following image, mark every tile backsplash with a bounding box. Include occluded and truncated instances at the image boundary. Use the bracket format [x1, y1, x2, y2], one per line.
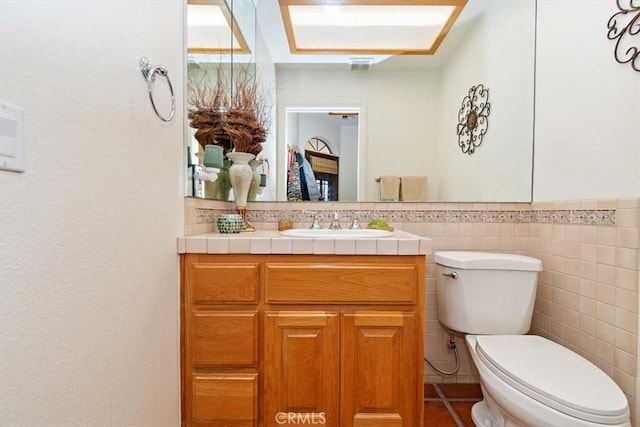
[528, 198, 639, 423]
[183, 197, 639, 421]
[184, 199, 616, 234]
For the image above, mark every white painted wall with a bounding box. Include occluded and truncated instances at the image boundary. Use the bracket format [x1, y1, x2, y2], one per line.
[534, 0, 640, 201]
[277, 70, 440, 201]
[298, 114, 344, 154]
[255, 18, 277, 202]
[0, 1, 184, 425]
[340, 125, 359, 201]
[438, 0, 536, 202]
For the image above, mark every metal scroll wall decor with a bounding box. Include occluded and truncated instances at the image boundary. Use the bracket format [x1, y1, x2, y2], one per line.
[606, 0, 639, 72]
[456, 84, 491, 155]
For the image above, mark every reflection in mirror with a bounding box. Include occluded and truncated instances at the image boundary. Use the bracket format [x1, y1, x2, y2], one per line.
[285, 108, 360, 202]
[278, 0, 468, 55]
[185, 0, 537, 203]
[185, 0, 261, 201]
[187, 0, 250, 55]
[275, 0, 536, 202]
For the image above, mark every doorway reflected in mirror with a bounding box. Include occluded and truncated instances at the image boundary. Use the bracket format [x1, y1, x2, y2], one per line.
[284, 108, 360, 202]
[305, 138, 339, 202]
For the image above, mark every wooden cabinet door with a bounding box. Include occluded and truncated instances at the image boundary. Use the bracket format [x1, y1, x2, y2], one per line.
[341, 311, 417, 427]
[191, 373, 258, 427]
[264, 311, 339, 427]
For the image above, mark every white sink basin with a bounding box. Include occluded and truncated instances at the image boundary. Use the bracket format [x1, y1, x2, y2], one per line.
[279, 228, 394, 238]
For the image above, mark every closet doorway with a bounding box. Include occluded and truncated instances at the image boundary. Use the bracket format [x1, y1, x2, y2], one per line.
[305, 137, 339, 201]
[282, 106, 361, 202]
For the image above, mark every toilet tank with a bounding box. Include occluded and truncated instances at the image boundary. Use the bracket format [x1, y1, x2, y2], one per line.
[434, 251, 543, 335]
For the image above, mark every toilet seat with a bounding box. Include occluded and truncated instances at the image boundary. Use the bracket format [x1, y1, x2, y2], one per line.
[474, 335, 629, 425]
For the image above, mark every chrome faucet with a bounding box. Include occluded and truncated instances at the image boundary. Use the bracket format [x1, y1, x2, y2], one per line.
[349, 211, 369, 230]
[303, 210, 322, 229]
[329, 211, 342, 230]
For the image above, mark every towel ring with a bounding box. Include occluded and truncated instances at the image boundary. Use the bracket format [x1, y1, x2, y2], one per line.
[139, 57, 175, 123]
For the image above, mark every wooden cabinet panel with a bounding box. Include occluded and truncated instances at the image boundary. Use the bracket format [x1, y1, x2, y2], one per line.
[190, 263, 258, 303]
[191, 311, 257, 367]
[192, 373, 257, 427]
[265, 263, 417, 303]
[182, 254, 425, 427]
[351, 414, 403, 427]
[264, 311, 340, 427]
[341, 312, 418, 427]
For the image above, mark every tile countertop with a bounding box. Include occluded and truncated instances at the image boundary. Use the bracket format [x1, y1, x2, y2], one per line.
[178, 230, 432, 255]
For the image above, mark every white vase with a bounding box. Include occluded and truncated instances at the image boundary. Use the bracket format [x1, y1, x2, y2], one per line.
[227, 152, 255, 208]
[248, 158, 264, 202]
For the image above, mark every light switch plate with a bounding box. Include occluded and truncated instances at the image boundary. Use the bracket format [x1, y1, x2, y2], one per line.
[0, 100, 25, 173]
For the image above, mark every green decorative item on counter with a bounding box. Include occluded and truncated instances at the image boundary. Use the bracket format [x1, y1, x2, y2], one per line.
[367, 219, 394, 231]
[217, 214, 243, 234]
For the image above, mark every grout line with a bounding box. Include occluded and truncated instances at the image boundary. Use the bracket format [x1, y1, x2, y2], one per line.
[433, 384, 465, 427]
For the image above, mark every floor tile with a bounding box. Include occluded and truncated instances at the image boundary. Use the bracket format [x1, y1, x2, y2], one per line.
[424, 401, 457, 427]
[424, 383, 483, 426]
[424, 383, 439, 399]
[450, 401, 478, 427]
[438, 383, 483, 399]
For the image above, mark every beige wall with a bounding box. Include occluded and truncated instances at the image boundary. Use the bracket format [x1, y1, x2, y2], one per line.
[529, 199, 639, 421]
[187, 197, 639, 422]
[0, 1, 184, 425]
[534, 0, 640, 201]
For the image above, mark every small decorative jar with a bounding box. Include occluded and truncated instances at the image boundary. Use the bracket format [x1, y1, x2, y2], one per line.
[217, 213, 243, 234]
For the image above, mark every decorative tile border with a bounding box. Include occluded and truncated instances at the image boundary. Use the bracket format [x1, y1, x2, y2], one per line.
[531, 209, 616, 225]
[568, 209, 616, 225]
[194, 208, 217, 224]
[195, 208, 616, 226]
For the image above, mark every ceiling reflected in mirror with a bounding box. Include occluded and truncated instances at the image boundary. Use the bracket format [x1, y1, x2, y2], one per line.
[278, 0, 468, 55]
[187, 0, 251, 54]
[259, 0, 496, 71]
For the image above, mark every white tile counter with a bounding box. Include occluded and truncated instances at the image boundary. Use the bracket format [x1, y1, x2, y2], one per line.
[178, 230, 431, 255]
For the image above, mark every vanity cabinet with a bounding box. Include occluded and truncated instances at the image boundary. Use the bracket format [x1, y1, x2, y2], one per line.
[181, 254, 424, 427]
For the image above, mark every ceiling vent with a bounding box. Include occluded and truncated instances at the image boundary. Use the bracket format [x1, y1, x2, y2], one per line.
[349, 58, 373, 71]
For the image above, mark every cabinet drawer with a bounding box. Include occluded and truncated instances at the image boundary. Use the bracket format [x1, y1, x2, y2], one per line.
[189, 263, 259, 303]
[191, 311, 257, 367]
[265, 263, 418, 304]
[192, 373, 258, 426]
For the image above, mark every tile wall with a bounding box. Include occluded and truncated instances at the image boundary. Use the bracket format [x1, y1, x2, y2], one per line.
[183, 197, 640, 421]
[528, 198, 639, 422]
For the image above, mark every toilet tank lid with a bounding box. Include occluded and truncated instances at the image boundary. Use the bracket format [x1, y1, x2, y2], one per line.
[434, 251, 542, 271]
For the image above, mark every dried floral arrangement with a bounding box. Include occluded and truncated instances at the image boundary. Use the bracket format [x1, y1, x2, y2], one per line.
[187, 66, 232, 153]
[187, 63, 271, 156]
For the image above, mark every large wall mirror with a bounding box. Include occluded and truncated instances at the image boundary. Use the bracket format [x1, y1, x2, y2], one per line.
[185, 0, 259, 199]
[185, 0, 537, 203]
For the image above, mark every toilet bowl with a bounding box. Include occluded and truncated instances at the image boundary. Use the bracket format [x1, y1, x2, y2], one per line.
[434, 251, 631, 427]
[466, 335, 629, 427]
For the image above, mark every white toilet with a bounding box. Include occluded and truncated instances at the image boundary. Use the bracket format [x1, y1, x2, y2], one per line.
[434, 251, 631, 427]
